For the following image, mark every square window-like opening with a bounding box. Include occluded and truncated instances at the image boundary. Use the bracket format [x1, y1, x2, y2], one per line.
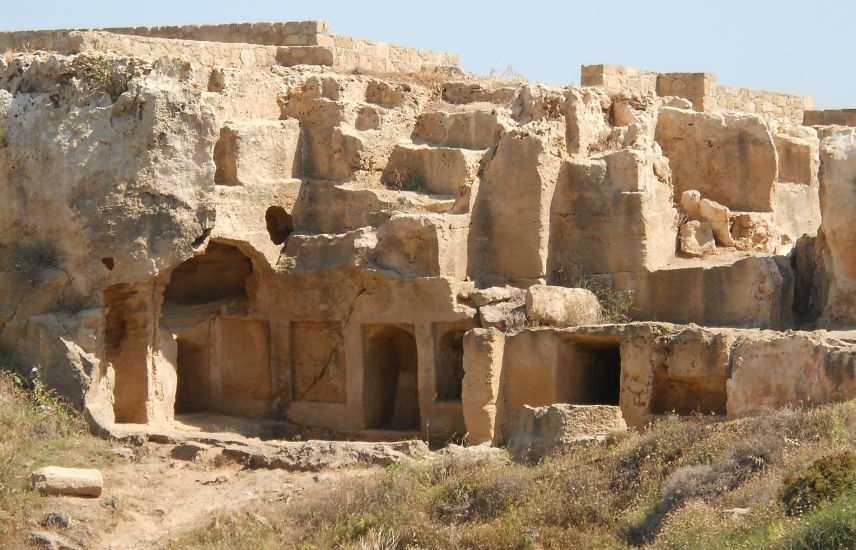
[559, 342, 621, 406]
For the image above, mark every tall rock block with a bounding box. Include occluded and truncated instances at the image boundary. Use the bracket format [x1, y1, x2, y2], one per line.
[817, 129, 856, 325]
[468, 124, 564, 286]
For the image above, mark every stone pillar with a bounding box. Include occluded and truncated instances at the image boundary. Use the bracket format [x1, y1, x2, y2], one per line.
[461, 328, 505, 445]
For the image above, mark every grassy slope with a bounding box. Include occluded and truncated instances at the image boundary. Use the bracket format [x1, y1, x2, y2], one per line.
[171, 401, 856, 550]
[0, 371, 111, 547]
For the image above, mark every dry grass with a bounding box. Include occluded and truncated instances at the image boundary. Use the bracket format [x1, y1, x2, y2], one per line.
[0, 370, 111, 547]
[170, 400, 856, 549]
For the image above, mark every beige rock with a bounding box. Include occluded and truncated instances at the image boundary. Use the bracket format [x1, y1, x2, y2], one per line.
[680, 190, 702, 219]
[662, 96, 694, 110]
[679, 220, 716, 257]
[731, 213, 776, 252]
[470, 124, 565, 285]
[0, 24, 848, 451]
[507, 404, 626, 462]
[412, 110, 506, 150]
[30, 467, 103, 498]
[462, 328, 505, 444]
[213, 119, 301, 186]
[467, 286, 526, 308]
[656, 107, 778, 212]
[698, 198, 735, 246]
[817, 128, 856, 325]
[525, 285, 601, 327]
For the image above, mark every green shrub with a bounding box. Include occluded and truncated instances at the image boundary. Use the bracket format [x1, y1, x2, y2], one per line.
[83, 56, 131, 102]
[780, 452, 856, 516]
[778, 493, 856, 549]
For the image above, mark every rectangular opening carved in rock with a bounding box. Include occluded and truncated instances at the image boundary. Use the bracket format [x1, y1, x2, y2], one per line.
[434, 326, 466, 401]
[104, 284, 152, 424]
[291, 321, 346, 403]
[174, 335, 210, 414]
[559, 342, 622, 406]
[362, 324, 420, 430]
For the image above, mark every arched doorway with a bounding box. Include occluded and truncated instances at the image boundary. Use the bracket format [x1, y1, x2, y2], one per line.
[363, 325, 420, 430]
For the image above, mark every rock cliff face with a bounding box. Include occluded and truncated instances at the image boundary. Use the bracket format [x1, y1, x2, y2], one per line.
[0, 22, 854, 443]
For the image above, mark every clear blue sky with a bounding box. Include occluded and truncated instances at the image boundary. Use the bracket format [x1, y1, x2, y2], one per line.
[2, 0, 851, 108]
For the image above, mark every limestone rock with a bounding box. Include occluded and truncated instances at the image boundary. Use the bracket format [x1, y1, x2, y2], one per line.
[662, 96, 694, 110]
[29, 530, 83, 550]
[507, 404, 627, 463]
[698, 198, 735, 246]
[467, 286, 526, 308]
[679, 220, 716, 257]
[525, 285, 601, 327]
[478, 301, 526, 330]
[221, 439, 432, 471]
[816, 128, 856, 325]
[680, 190, 702, 219]
[462, 328, 505, 444]
[30, 467, 103, 498]
[656, 107, 777, 212]
[731, 213, 776, 252]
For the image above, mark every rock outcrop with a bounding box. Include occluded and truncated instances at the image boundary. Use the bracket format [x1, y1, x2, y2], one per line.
[0, 21, 853, 450]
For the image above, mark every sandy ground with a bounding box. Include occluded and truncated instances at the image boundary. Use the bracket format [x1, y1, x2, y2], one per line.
[29, 442, 372, 549]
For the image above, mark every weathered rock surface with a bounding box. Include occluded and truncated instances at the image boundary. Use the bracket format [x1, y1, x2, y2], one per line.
[0, 22, 852, 451]
[221, 439, 432, 471]
[656, 107, 777, 212]
[525, 285, 601, 327]
[507, 404, 627, 463]
[30, 467, 104, 498]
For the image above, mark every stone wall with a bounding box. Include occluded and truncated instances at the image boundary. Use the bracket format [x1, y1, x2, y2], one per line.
[804, 109, 856, 126]
[0, 22, 458, 74]
[712, 84, 811, 122]
[103, 21, 331, 47]
[582, 64, 812, 123]
[73, 31, 280, 70]
[580, 64, 658, 93]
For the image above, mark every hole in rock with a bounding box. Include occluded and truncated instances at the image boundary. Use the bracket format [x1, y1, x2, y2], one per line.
[363, 325, 421, 430]
[213, 127, 239, 185]
[191, 228, 212, 249]
[436, 330, 465, 401]
[207, 69, 225, 93]
[560, 342, 622, 405]
[264, 206, 294, 245]
[101, 257, 114, 270]
[164, 242, 252, 306]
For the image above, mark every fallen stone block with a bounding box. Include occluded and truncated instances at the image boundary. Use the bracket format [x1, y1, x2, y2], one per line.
[525, 285, 601, 327]
[29, 467, 103, 498]
[508, 404, 627, 463]
[679, 220, 716, 257]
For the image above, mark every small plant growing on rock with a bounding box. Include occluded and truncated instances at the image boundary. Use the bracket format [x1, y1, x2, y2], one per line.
[83, 56, 131, 102]
[780, 451, 856, 516]
[573, 276, 634, 324]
